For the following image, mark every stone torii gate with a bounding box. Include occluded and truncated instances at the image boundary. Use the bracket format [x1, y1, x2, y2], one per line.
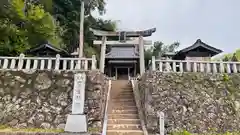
[90, 28, 156, 75]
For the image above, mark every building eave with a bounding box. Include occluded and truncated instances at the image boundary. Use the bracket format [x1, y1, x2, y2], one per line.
[27, 44, 70, 56]
[176, 39, 223, 56]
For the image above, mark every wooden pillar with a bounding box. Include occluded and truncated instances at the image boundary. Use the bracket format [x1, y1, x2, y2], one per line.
[139, 36, 145, 75]
[100, 36, 107, 73]
[109, 66, 112, 77]
[115, 67, 117, 79]
[134, 63, 137, 76]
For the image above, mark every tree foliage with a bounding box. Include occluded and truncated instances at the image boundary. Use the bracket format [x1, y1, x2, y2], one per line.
[52, 0, 117, 57]
[144, 41, 180, 67]
[0, 0, 64, 56]
[0, 0, 117, 57]
[215, 49, 240, 62]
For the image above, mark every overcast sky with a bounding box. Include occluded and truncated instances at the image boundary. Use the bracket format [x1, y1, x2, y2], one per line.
[92, 0, 240, 54]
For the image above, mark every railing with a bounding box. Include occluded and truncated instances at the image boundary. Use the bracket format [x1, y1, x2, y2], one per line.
[131, 79, 148, 135]
[106, 76, 116, 80]
[129, 76, 138, 80]
[102, 80, 112, 135]
[0, 54, 97, 71]
[151, 56, 240, 73]
[129, 75, 141, 80]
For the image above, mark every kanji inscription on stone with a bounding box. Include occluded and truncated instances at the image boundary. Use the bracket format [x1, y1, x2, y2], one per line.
[72, 73, 86, 114]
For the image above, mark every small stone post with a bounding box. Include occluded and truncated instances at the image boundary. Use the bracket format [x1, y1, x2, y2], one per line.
[227, 63, 231, 73]
[193, 62, 197, 72]
[159, 61, 163, 72]
[200, 63, 204, 72]
[91, 55, 96, 70]
[55, 54, 60, 70]
[152, 56, 156, 71]
[206, 62, 211, 73]
[232, 63, 238, 73]
[2, 59, 8, 69]
[17, 53, 25, 70]
[213, 63, 217, 73]
[179, 62, 183, 72]
[186, 61, 191, 72]
[32, 59, 38, 70]
[26, 59, 31, 70]
[10, 58, 16, 69]
[219, 61, 225, 73]
[158, 111, 164, 135]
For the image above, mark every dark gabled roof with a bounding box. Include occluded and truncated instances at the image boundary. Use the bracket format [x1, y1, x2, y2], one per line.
[27, 43, 69, 56]
[106, 45, 139, 59]
[176, 39, 223, 56]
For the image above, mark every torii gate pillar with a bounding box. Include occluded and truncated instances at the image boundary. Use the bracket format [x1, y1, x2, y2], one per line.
[100, 36, 107, 73]
[139, 36, 145, 75]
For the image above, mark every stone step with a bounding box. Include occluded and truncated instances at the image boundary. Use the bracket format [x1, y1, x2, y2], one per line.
[112, 105, 137, 110]
[111, 109, 138, 114]
[119, 89, 133, 92]
[117, 92, 133, 95]
[120, 89, 132, 91]
[113, 95, 134, 99]
[109, 114, 139, 119]
[111, 101, 136, 106]
[111, 88, 132, 90]
[111, 99, 136, 105]
[117, 92, 134, 95]
[107, 124, 141, 130]
[111, 98, 135, 102]
[107, 130, 144, 135]
[108, 119, 141, 124]
[112, 97, 135, 100]
[112, 102, 136, 107]
[112, 92, 133, 95]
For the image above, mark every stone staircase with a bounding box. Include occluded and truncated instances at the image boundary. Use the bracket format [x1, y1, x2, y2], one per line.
[107, 80, 144, 135]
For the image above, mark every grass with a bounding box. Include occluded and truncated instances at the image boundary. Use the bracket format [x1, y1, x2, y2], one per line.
[170, 130, 240, 135]
[0, 125, 64, 133]
[0, 125, 100, 133]
[88, 127, 101, 133]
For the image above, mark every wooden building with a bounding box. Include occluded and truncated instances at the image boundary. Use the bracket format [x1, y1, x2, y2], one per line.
[155, 39, 223, 72]
[105, 44, 140, 79]
[26, 43, 70, 57]
[173, 39, 222, 60]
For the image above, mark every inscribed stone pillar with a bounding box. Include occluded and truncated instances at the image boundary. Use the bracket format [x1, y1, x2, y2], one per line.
[100, 36, 107, 73]
[65, 73, 87, 133]
[72, 73, 86, 114]
[139, 36, 145, 75]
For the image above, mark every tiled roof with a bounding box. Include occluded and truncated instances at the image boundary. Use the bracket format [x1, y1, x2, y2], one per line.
[177, 39, 223, 55]
[106, 45, 139, 58]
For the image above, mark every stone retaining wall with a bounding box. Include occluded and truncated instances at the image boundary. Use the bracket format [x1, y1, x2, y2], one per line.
[138, 71, 240, 134]
[0, 70, 108, 131]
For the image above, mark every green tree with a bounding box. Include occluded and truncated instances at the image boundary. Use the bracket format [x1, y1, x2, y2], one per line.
[144, 41, 180, 68]
[0, 0, 64, 56]
[217, 49, 240, 62]
[52, 0, 117, 57]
